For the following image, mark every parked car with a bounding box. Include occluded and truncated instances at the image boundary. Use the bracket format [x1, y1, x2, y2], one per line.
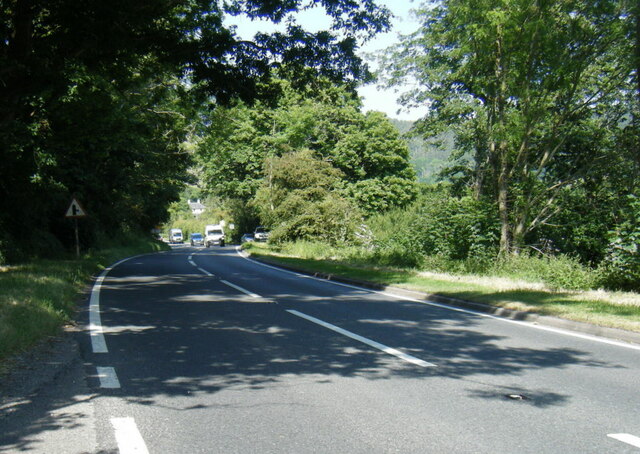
[240, 233, 254, 243]
[190, 233, 204, 246]
[254, 226, 270, 242]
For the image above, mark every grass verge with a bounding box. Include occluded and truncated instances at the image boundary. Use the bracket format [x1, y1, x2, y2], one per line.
[0, 236, 168, 364]
[244, 243, 640, 333]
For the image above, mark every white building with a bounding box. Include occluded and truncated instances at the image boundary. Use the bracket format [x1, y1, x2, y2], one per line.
[188, 199, 206, 217]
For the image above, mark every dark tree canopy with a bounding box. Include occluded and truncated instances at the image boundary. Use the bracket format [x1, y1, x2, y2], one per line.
[0, 0, 390, 261]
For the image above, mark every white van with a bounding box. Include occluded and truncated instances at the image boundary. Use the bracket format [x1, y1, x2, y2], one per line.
[169, 228, 183, 244]
[204, 224, 225, 247]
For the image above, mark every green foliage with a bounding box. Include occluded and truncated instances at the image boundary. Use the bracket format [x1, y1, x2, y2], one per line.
[368, 186, 500, 265]
[1, 0, 391, 262]
[490, 254, 597, 291]
[266, 240, 357, 261]
[253, 150, 364, 245]
[165, 192, 235, 241]
[598, 196, 640, 291]
[381, 0, 635, 255]
[196, 80, 418, 216]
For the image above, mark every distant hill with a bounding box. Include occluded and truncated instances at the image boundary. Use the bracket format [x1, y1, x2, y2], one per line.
[389, 119, 455, 184]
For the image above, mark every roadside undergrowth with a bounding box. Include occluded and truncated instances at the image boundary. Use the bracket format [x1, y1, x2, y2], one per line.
[0, 236, 168, 365]
[244, 242, 640, 333]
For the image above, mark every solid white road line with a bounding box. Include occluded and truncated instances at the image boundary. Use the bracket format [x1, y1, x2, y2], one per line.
[90, 256, 139, 353]
[89, 270, 108, 353]
[221, 279, 261, 298]
[608, 433, 640, 448]
[97, 366, 121, 389]
[110, 417, 149, 454]
[287, 309, 436, 368]
[237, 249, 640, 352]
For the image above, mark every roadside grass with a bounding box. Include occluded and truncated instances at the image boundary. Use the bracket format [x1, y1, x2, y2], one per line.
[244, 243, 640, 333]
[0, 236, 168, 364]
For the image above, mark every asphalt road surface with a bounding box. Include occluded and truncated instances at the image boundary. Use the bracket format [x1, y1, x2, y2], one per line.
[3, 244, 640, 453]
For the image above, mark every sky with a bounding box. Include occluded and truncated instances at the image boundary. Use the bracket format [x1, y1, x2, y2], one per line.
[226, 1, 427, 121]
[356, 0, 428, 121]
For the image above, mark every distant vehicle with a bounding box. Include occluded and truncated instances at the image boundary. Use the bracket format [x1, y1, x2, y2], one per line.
[254, 226, 270, 242]
[169, 228, 183, 244]
[240, 233, 254, 244]
[205, 224, 225, 247]
[190, 233, 204, 246]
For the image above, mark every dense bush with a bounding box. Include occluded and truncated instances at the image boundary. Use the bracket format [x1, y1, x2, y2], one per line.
[367, 186, 499, 267]
[597, 196, 640, 291]
[253, 150, 365, 245]
[268, 194, 363, 245]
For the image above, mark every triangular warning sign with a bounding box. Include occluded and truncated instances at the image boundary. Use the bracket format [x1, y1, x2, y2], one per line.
[65, 198, 87, 218]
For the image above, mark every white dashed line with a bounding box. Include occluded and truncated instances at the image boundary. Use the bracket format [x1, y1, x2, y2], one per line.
[197, 267, 214, 277]
[111, 417, 149, 454]
[221, 279, 261, 298]
[608, 433, 640, 449]
[96, 366, 121, 388]
[287, 309, 436, 368]
[187, 254, 215, 276]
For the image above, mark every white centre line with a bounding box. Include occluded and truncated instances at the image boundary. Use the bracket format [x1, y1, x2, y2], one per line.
[187, 254, 215, 276]
[96, 366, 121, 389]
[111, 417, 149, 454]
[197, 266, 214, 277]
[287, 309, 436, 368]
[608, 433, 640, 449]
[221, 279, 261, 298]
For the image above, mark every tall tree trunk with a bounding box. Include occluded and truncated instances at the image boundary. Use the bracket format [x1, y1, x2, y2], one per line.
[635, 1, 640, 170]
[494, 25, 512, 255]
[497, 142, 511, 256]
[512, 208, 528, 255]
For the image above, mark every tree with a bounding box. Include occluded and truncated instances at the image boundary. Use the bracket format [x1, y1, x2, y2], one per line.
[381, 0, 634, 255]
[0, 0, 391, 260]
[196, 79, 417, 214]
[253, 150, 363, 244]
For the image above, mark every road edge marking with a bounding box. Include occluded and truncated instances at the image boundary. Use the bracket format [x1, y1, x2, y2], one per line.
[97, 366, 121, 389]
[111, 417, 149, 454]
[90, 256, 141, 353]
[287, 309, 436, 368]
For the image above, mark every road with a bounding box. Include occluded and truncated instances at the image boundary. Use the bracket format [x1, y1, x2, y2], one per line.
[3, 244, 640, 453]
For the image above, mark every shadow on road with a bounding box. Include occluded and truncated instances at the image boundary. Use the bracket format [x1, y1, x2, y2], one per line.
[0, 248, 626, 451]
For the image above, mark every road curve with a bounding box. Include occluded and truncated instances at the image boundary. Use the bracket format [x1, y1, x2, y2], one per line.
[77, 244, 640, 453]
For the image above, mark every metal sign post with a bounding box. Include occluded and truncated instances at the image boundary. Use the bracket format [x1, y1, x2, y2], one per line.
[65, 198, 87, 258]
